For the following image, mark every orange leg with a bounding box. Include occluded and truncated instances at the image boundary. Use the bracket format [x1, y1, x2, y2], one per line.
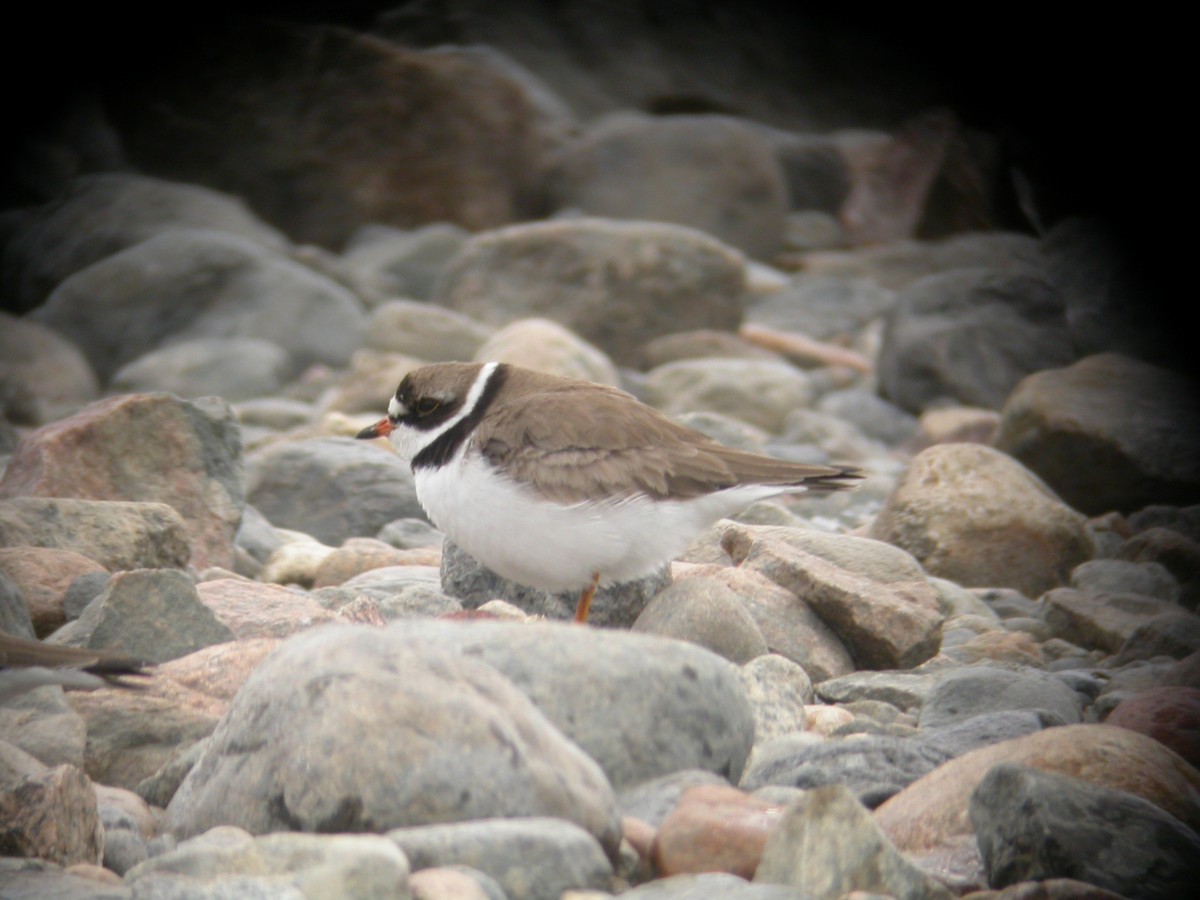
[573, 571, 601, 624]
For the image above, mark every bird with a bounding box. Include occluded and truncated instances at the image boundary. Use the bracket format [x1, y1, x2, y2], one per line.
[356, 361, 861, 622]
[0, 632, 152, 703]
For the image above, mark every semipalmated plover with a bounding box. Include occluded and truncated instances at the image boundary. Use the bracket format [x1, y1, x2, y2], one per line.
[357, 362, 860, 621]
[0, 633, 152, 702]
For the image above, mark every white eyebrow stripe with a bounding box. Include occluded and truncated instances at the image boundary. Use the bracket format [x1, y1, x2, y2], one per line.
[416, 361, 498, 444]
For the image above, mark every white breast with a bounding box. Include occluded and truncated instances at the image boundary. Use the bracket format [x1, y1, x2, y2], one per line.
[414, 451, 791, 592]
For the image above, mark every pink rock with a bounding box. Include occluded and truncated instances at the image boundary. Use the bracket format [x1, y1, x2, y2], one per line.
[652, 784, 784, 878]
[1105, 685, 1200, 769]
[0, 393, 242, 569]
[197, 578, 340, 639]
[0, 546, 105, 636]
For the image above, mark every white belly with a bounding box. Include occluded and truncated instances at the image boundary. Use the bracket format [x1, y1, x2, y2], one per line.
[415, 454, 788, 592]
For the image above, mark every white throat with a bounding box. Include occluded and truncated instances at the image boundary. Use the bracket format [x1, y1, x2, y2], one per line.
[387, 361, 499, 464]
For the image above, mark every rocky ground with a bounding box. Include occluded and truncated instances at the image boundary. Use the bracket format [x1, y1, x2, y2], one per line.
[2, 4, 1200, 900]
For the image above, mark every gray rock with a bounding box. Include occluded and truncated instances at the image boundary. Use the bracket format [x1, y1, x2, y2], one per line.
[0, 742, 104, 867]
[995, 352, 1200, 515]
[1, 172, 287, 313]
[246, 438, 423, 546]
[433, 217, 745, 368]
[68, 688, 218, 793]
[344, 223, 471, 302]
[1070, 558, 1180, 602]
[916, 710, 1060, 759]
[644, 358, 815, 433]
[0, 569, 35, 639]
[388, 619, 755, 791]
[233, 505, 286, 567]
[754, 783, 954, 898]
[877, 266, 1074, 413]
[62, 571, 112, 621]
[744, 275, 895, 342]
[0, 497, 191, 571]
[49, 569, 234, 663]
[740, 733, 952, 808]
[104, 826, 150, 876]
[109, 338, 293, 402]
[547, 112, 788, 259]
[633, 577, 768, 664]
[815, 388, 919, 446]
[917, 667, 1083, 729]
[0, 685, 87, 767]
[30, 228, 365, 381]
[388, 818, 612, 900]
[126, 826, 410, 900]
[739, 654, 813, 755]
[439, 538, 668, 627]
[164, 626, 620, 854]
[970, 763, 1200, 899]
[815, 671, 934, 711]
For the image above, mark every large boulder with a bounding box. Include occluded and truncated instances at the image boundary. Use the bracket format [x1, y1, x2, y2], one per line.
[164, 625, 621, 856]
[103, 20, 568, 245]
[30, 229, 366, 382]
[547, 112, 788, 259]
[868, 443, 1094, 595]
[876, 266, 1075, 413]
[994, 353, 1200, 515]
[433, 217, 746, 367]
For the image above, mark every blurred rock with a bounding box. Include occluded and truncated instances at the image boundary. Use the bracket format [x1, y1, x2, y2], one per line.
[0, 312, 98, 424]
[995, 353, 1200, 515]
[109, 337, 292, 401]
[548, 112, 788, 259]
[434, 217, 745, 368]
[1, 172, 287, 313]
[106, 20, 568, 245]
[246, 437, 423, 546]
[30, 229, 366, 382]
[877, 266, 1073, 413]
[362, 297, 493, 360]
[472, 317, 620, 386]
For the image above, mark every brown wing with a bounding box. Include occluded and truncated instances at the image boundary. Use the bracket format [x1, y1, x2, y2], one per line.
[473, 380, 860, 504]
[0, 632, 152, 677]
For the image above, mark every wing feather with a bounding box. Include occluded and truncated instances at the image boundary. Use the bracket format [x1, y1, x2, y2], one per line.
[473, 380, 859, 504]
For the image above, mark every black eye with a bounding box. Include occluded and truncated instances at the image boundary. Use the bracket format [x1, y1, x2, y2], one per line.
[415, 398, 440, 416]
